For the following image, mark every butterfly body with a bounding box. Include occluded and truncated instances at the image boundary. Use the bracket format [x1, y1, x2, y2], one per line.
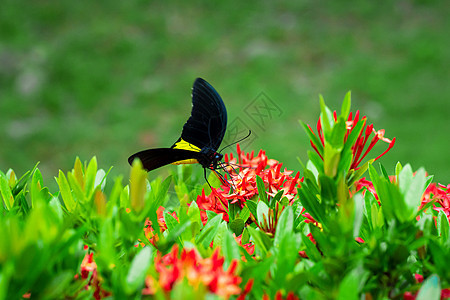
[128, 78, 227, 174]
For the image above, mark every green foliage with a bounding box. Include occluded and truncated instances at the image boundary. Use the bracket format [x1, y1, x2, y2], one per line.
[1, 97, 449, 299]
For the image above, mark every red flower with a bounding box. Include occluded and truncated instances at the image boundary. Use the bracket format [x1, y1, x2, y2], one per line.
[421, 183, 450, 223]
[140, 206, 179, 246]
[196, 144, 302, 223]
[146, 245, 243, 298]
[78, 248, 111, 300]
[307, 110, 396, 171]
[235, 234, 255, 257]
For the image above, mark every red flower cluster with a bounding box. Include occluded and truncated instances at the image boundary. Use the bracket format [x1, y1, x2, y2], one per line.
[78, 248, 110, 300]
[143, 245, 243, 299]
[307, 110, 395, 170]
[421, 183, 450, 223]
[355, 177, 450, 224]
[196, 144, 301, 221]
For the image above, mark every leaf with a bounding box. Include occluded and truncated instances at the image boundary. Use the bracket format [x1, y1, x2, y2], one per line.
[222, 229, 241, 267]
[416, 274, 441, 300]
[256, 201, 270, 227]
[0, 171, 14, 210]
[229, 218, 245, 236]
[213, 222, 228, 249]
[404, 168, 426, 212]
[437, 210, 450, 247]
[274, 206, 293, 247]
[247, 226, 271, 256]
[319, 174, 337, 206]
[195, 214, 222, 248]
[340, 91, 351, 120]
[56, 170, 76, 211]
[300, 120, 323, 157]
[352, 193, 364, 239]
[84, 156, 98, 198]
[256, 176, 268, 205]
[301, 232, 321, 262]
[129, 159, 147, 213]
[73, 157, 85, 190]
[126, 247, 152, 292]
[187, 200, 202, 227]
[337, 264, 367, 300]
[307, 151, 324, 175]
[323, 143, 341, 178]
[31, 168, 45, 205]
[245, 200, 258, 220]
[239, 205, 251, 223]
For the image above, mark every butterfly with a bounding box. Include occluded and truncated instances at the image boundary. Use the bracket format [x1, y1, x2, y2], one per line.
[128, 78, 228, 183]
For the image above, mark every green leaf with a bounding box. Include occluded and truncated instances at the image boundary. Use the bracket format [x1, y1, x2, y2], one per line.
[67, 171, 86, 203]
[126, 247, 152, 292]
[129, 159, 147, 212]
[213, 222, 228, 249]
[245, 200, 258, 220]
[416, 274, 441, 300]
[84, 156, 98, 198]
[404, 167, 426, 212]
[0, 171, 14, 210]
[229, 218, 245, 236]
[56, 170, 76, 211]
[247, 226, 271, 256]
[274, 206, 293, 247]
[222, 230, 241, 267]
[301, 232, 321, 262]
[337, 264, 367, 300]
[437, 210, 450, 247]
[195, 214, 222, 248]
[31, 168, 45, 204]
[319, 174, 337, 206]
[187, 200, 202, 227]
[340, 91, 351, 120]
[239, 205, 251, 223]
[307, 150, 324, 175]
[300, 120, 323, 157]
[297, 185, 327, 228]
[256, 200, 270, 227]
[256, 176, 268, 205]
[324, 143, 341, 178]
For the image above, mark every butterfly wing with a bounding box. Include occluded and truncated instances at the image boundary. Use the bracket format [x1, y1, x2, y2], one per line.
[128, 148, 202, 172]
[173, 78, 227, 151]
[128, 78, 227, 172]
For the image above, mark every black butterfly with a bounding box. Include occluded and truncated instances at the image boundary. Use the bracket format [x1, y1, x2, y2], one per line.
[128, 78, 228, 181]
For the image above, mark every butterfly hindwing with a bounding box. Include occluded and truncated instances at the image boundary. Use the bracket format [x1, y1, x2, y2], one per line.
[128, 148, 202, 172]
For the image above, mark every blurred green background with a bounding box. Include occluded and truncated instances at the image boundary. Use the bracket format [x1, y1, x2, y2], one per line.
[1, 0, 449, 189]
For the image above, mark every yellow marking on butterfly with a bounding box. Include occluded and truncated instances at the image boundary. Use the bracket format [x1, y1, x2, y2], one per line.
[171, 138, 201, 165]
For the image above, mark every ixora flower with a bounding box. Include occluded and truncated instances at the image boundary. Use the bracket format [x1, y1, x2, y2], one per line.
[143, 245, 245, 298]
[196, 144, 302, 221]
[78, 248, 111, 300]
[421, 183, 450, 222]
[306, 110, 396, 171]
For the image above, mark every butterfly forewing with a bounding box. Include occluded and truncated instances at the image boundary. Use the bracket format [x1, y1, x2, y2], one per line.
[177, 78, 227, 151]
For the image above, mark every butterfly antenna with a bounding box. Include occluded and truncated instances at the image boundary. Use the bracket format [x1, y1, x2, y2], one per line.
[219, 130, 252, 153]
